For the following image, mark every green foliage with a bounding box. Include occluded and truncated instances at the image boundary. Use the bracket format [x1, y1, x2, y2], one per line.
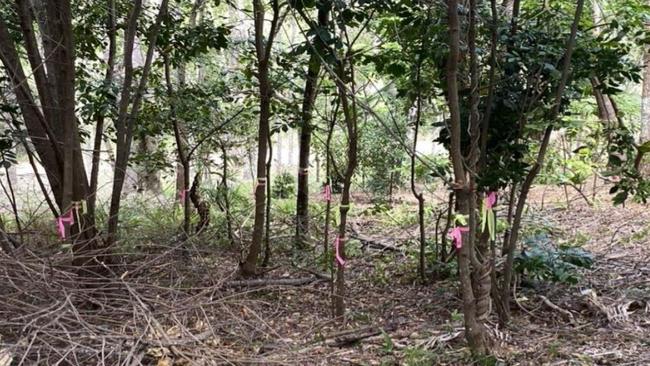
[515, 232, 593, 285]
[402, 347, 436, 366]
[605, 125, 650, 204]
[381, 330, 394, 354]
[0, 129, 17, 169]
[271, 172, 296, 199]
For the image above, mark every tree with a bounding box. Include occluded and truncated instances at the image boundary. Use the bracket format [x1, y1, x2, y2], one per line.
[294, 2, 331, 248]
[106, 0, 169, 246]
[642, 30, 650, 142]
[240, 0, 283, 276]
[0, 0, 105, 274]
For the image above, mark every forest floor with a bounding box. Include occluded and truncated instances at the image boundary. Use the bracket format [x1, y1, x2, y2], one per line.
[1, 185, 649, 365]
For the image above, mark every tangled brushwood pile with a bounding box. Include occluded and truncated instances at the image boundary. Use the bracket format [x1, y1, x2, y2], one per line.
[0, 245, 322, 365]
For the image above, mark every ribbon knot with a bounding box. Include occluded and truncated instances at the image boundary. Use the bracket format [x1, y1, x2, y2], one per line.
[449, 226, 469, 250]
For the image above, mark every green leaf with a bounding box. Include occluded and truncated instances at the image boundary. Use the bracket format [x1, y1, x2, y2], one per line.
[638, 140, 650, 154]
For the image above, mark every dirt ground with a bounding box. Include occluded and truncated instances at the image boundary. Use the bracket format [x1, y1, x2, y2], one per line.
[1, 185, 649, 365]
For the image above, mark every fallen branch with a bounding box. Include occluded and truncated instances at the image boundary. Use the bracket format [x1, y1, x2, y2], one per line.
[350, 224, 402, 252]
[538, 295, 575, 323]
[224, 276, 326, 288]
[321, 323, 398, 347]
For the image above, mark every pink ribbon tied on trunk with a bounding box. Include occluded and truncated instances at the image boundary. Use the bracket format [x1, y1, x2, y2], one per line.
[449, 226, 469, 250]
[334, 236, 346, 266]
[57, 209, 75, 240]
[322, 184, 332, 202]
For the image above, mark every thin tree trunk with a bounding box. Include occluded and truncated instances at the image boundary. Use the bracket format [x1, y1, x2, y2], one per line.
[333, 52, 358, 318]
[445, 0, 487, 354]
[411, 65, 426, 282]
[175, 0, 204, 198]
[324, 101, 338, 280]
[220, 144, 235, 246]
[295, 5, 330, 248]
[262, 131, 272, 267]
[89, 0, 116, 215]
[641, 43, 650, 142]
[164, 55, 191, 236]
[107, 0, 168, 246]
[499, 0, 585, 324]
[240, 0, 281, 276]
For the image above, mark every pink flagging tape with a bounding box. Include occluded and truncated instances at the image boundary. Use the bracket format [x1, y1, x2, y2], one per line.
[449, 226, 469, 250]
[57, 209, 75, 240]
[486, 191, 497, 209]
[323, 184, 332, 202]
[334, 235, 346, 266]
[179, 188, 189, 203]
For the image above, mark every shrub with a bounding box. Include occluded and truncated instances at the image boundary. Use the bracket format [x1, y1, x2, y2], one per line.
[272, 172, 295, 199]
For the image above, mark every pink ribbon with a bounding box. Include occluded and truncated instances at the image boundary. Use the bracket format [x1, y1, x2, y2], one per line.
[334, 236, 346, 266]
[486, 191, 497, 210]
[178, 188, 189, 203]
[57, 209, 75, 240]
[323, 184, 332, 202]
[449, 226, 469, 250]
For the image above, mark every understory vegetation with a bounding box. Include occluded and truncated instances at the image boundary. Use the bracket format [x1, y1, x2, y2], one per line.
[0, 0, 649, 364]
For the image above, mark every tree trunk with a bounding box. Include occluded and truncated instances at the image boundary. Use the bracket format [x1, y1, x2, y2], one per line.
[106, 0, 168, 246]
[135, 135, 162, 193]
[262, 129, 272, 267]
[164, 55, 192, 236]
[499, 0, 584, 325]
[641, 45, 650, 142]
[1, 0, 107, 275]
[220, 144, 235, 246]
[332, 51, 358, 318]
[295, 5, 330, 248]
[89, 0, 116, 215]
[240, 0, 281, 276]
[445, 0, 488, 354]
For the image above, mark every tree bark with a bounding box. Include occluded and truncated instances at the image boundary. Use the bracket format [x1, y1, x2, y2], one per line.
[240, 0, 281, 276]
[106, 0, 168, 246]
[1, 0, 108, 274]
[446, 0, 488, 354]
[333, 56, 358, 318]
[641, 43, 650, 142]
[88, 0, 116, 215]
[295, 5, 330, 248]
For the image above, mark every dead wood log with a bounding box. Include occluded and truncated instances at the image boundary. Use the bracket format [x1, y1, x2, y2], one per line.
[322, 323, 398, 347]
[350, 224, 402, 252]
